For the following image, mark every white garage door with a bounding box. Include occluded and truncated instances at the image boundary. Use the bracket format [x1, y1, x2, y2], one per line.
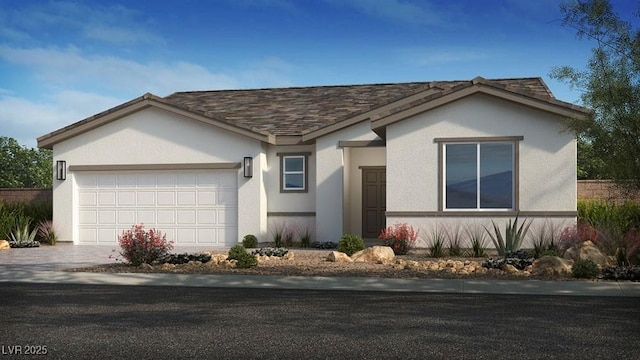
[76, 170, 238, 246]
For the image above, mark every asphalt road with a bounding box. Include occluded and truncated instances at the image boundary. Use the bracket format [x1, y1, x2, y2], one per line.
[1, 283, 638, 359]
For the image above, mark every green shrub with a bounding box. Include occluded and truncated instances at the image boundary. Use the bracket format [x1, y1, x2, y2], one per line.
[446, 227, 463, 257]
[228, 245, 257, 268]
[299, 225, 312, 248]
[428, 228, 446, 258]
[242, 234, 258, 248]
[337, 234, 365, 256]
[228, 245, 248, 260]
[466, 223, 487, 257]
[252, 247, 288, 257]
[484, 215, 532, 257]
[572, 258, 600, 279]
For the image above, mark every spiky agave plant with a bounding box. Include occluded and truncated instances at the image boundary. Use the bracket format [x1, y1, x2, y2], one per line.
[484, 214, 532, 257]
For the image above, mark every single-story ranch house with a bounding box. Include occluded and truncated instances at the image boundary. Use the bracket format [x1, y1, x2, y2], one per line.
[37, 76, 591, 247]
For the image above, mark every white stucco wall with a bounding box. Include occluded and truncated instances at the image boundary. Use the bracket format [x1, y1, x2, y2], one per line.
[315, 121, 381, 242]
[385, 93, 577, 248]
[53, 107, 267, 244]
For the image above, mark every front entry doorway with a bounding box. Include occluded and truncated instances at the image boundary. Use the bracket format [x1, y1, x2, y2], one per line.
[361, 167, 386, 238]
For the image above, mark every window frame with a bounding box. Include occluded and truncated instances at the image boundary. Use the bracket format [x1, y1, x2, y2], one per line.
[278, 153, 310, 193]
[435, 136, 522, 212]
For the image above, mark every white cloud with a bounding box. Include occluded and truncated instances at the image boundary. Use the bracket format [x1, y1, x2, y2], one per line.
[3, 1, 161, 46]
[325, 0, 447, 26]
[0, 46, 242, 96]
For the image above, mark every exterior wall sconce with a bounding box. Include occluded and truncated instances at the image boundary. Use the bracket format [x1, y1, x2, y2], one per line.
[56, 160, 67, 180]
[243, 156, 253, 178]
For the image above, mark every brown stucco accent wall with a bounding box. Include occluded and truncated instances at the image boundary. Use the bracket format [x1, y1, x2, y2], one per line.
[0, 188, 52, 204]
[577, 180, 640, 203]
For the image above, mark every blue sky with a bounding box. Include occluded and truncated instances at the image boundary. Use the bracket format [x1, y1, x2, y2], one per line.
[0, 0, 636, 148]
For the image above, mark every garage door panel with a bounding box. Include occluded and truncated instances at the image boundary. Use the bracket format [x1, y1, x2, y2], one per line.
[157, 192, 175, 205]
[177, 209, 196, 224]
[78, 170, 237, 246]
[137, 191, 155, 206]
[118, 210, 136, 224]
[218, 190, 237, 205]
[137, 210, 155, 224]
[98, 229, 117, 243]
[118, 191, 135, 206]
[79, 192, 97, 206]
[157, 210, 175, 224]
[177, 191, 196, 205]
[79, 210, 97, 225]
[156, 173, 175, 187]
[79, 228, 97, 243]
[98, 192, 116, 206]
[177, 228, 197, 243]
[198, 209, 217, 224]
[118, 174, 136, 187]
[218, 209, 237, 225]
[98, 210, 116, 224]
[198, 191, 216, 205]
[97, 174, 117, 188]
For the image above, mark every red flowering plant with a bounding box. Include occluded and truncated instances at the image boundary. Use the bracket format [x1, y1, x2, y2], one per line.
[118, 224, 173, 266]
[559, 221, 599, 252]
[379, 223, 419, 255]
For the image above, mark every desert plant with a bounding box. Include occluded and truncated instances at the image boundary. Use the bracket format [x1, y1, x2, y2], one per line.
[283, 228, 295, 247]
[337, 234, 365, 256]
[271, 222, 290, 248]
[465, 223, 487, 257]
[379, 222, 419, 255]
[228, 245, 257, 268]
[428, 227, 446, 258]
[37, 220, 57, 245]
[252, 247, 289, 257]
[559, 221, 599, 251]
[484, 215, 532, 257]
[572, 258, 599, 279]
[118, 224, 173, 266]
[242, 234, 258, 248]
[445, 226, 463, 257]
[312, 241, 337, 249]
[8, 221, 39, 248]
[298, 223, 313, 248]
[531, 220, 563, 258]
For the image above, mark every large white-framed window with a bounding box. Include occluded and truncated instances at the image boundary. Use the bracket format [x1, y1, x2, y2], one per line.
[279, 153, 309, 192]
[438, 137, 521, 211]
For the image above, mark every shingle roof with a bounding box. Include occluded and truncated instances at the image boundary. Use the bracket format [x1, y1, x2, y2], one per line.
[162, 77, 564, 137]
[38, 76, 591, 149]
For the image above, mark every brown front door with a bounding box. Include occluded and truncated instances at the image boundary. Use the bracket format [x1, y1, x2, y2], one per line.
[362, 167, 386, 238]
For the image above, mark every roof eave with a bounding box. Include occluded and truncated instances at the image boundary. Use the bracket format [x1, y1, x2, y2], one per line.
[370, 84, 591, 132]
[37, 94, 273, 149]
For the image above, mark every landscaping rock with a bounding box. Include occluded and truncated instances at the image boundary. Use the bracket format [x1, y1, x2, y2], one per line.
[532, 256, 573, 277]
[140, 263, 154, 270]
[0, 240, 10, 250]
[327, 251, 353, 263]
[351, 246, 395, 263]
[503, 264, 519, 274]
[564, 241, 610, 267]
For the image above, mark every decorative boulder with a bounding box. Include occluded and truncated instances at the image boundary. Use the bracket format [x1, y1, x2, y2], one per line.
[351, 246, 395, 264]
[0, 240, 10, 250]
[564, 240, 610, 267]
[326, 251, 353, 263]
[532, 256, 573, 277]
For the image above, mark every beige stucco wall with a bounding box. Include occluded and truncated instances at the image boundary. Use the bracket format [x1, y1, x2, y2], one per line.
[264, 144, 316, 213]
[315, 121, 381, 242]
[385, 93, 577, 246]
[52, 107, 267, 244]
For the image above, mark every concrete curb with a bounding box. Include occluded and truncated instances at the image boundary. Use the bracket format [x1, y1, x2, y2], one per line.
[1, 270, 638, 297]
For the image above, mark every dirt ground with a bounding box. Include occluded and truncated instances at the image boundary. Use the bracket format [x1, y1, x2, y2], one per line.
[68, 249, 564, 281]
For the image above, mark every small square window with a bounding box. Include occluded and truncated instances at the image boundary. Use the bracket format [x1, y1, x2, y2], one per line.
[281, 155, 307, 192]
